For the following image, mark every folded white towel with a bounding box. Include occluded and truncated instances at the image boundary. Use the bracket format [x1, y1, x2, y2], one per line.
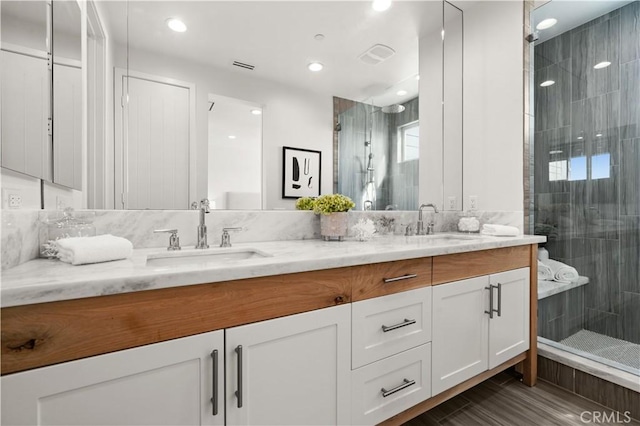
[480, 224, 520, 236]
[538, 260, 554, 281]
[56, 234, 133, 266]
[542, 258, 579, 283]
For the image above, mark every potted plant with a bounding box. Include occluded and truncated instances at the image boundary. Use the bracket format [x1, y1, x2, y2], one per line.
[298, 194, 355, 241]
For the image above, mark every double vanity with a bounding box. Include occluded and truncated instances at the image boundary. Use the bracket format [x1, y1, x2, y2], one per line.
[1, 233, 543, 425]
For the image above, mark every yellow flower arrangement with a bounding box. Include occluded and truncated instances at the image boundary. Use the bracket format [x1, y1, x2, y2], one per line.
[312, 194, 355, 215]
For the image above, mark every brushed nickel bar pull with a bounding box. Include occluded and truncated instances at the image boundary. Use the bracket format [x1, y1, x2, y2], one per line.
[495, 283, 502, 317]
[383, 274, 417, 283]
[381, 379, 416, 398]
[382, 318, 417, 333]
[484, 286, 494, 319]
[210, 350, 218, 416]
[235, 345, 243, 408]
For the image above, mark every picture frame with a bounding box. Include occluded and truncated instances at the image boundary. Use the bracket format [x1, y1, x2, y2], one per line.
[282, 146, 321, 198]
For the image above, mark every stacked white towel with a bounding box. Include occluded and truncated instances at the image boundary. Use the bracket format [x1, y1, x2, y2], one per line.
[56, 234, 133, 266]
[480, 224, 520, 236]
[538, 260, 554, 281]
[543, 258, 579, 283]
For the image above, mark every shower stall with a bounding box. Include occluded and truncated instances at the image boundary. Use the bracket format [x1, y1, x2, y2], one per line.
[334, 97, 419, 211]
[532, 0, 640, 385]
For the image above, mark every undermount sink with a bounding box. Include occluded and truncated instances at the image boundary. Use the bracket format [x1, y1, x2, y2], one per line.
[146, 247, 272, 267]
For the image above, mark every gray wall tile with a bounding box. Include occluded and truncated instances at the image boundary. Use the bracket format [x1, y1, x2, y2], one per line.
[621, 139, 640, 215]
[621, 215, 640, 293]
[621, 61, 640, 140]
[574, 370, 640, 420]
[622, 291, 640, 344]
[571, 16, 620, 102]
[538, 356, 574, 392]
[585, 308, 623, 339]
[620, 1, 640, 64]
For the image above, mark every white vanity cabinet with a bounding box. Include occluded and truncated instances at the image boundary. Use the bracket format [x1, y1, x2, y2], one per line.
[431, 267, 530, 396]
[0, 330, 225, 426]
[225, 304, 351, 426]
[1, 304, 352, 426]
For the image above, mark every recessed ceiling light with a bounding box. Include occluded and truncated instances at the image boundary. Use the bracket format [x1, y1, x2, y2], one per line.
[250, 109, 262, 116]
[540, 80, 555, 87]
[166, 18, 187, 33]
[396, 90, 408, 96]
[228, 135, 237, 140]
[308, 62, 324, 72]
[372, 0, 391, 12]
[594, 61, 611, 69]
[536, 18, 557, 30]
[314, 34, 325, 41]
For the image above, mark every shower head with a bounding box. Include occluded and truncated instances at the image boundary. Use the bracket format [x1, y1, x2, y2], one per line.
[380, 104, 405, 114]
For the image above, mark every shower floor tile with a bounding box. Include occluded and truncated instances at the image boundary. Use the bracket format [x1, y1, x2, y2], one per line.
[560, 329, 640, 371]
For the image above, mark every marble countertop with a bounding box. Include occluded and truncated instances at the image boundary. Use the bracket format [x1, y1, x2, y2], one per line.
[538, 276, 589, 299]
[1, 233, 545, 308]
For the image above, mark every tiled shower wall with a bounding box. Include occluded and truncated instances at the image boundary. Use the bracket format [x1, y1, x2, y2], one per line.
[335, 97, 419, 211]
[534, 2, 640, 344]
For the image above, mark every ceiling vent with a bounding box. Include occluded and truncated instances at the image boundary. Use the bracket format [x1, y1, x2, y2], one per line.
[232, 60, 255, 71]
[358, 44, 395, 65]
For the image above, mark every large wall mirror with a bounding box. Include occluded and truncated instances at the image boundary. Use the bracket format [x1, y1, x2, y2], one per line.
[1, 0, 82, 191]
[1, 1, 463, 212]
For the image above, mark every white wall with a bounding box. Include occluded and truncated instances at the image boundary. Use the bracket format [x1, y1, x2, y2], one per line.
[460, 0, 524, 213]
[207, 96, 262, 210]
[118, 47, 333, 211]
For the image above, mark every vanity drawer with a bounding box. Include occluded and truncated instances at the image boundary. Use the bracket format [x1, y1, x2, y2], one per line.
[351, 257, 432, 301]
[352, 286, 432, 369]
[351, 343, 432, 426]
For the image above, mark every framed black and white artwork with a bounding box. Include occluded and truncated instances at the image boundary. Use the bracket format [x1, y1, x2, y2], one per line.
[282, 146, 321, 198]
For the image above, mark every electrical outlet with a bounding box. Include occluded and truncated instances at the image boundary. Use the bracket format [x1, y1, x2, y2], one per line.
[8, 193, 22, 209]
[448, 196, 457, 210]
[469, 195, 478, 211]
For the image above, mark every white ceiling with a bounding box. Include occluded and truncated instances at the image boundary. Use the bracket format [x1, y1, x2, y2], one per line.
[99, 1, 443, 106]
[533, 0, 635, 44]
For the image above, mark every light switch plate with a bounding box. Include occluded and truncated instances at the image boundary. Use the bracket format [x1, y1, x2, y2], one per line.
[448, 196, 457, 210]
[469, 195, 478, 211]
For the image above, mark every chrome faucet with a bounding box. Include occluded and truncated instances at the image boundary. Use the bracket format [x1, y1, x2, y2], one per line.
[154, 229, 181, 251]
[417, 203, 439, 235]
[195, 198, 210, 249]
[220, 227, 242, 247]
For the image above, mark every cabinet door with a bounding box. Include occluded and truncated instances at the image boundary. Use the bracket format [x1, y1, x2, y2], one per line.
[489, 267, 530, 369]
[1, 330, 224, 426]
[431, 276, 489, 396]
[226, 304, 351, 426]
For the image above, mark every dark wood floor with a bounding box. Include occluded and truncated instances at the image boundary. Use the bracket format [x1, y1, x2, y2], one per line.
[404, 371, 640, 426]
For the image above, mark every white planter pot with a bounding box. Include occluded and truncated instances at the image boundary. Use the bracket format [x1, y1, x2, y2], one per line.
[320, 212, 349, 241]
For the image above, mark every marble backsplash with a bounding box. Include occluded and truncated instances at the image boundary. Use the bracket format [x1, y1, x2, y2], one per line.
[1, 209, 523, 270]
